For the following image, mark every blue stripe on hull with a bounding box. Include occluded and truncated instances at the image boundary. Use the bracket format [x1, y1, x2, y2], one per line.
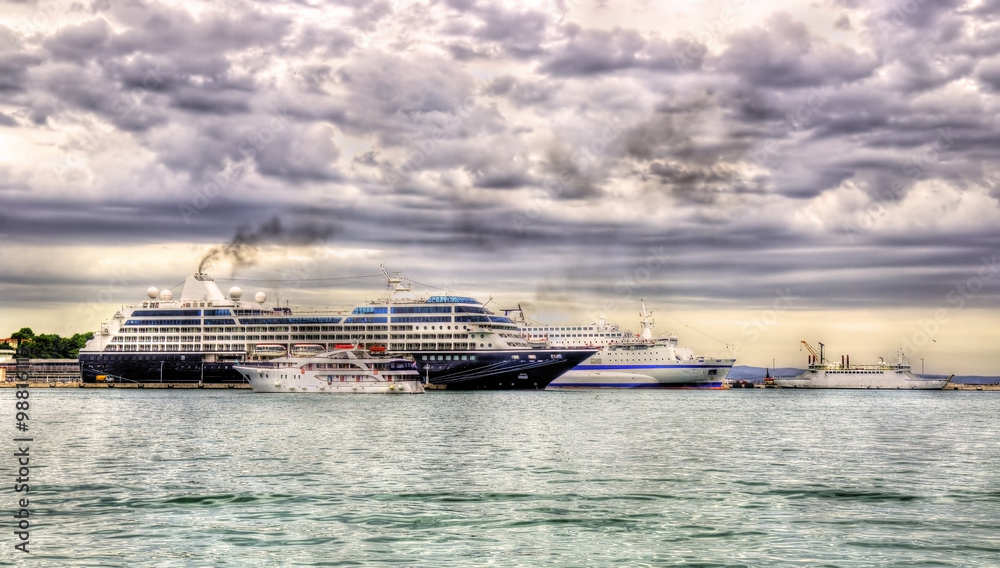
[579, 364, 733, 370]
[548, 382, 725, 389]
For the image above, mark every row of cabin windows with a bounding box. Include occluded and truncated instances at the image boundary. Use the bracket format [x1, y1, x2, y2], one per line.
[527, 326, 604, 332]
[105, 342, 483, 353]
[112, 332, 485, 344]
[531, 333, 623, 338]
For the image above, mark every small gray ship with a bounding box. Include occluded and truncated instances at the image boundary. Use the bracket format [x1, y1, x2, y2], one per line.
[774, 341, 951, 389]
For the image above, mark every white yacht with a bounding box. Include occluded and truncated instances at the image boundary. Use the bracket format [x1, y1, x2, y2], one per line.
[774, 341, 952, 389]
[517, 302, 736, 389]
[234, 348, 424, 394]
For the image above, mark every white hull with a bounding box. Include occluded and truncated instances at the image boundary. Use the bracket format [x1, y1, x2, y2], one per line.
[547, 342, 734, 389]
[549, 363, 731, 388]
[233, 348, 424, 394]
[236, 367, 423, 393]
[774, 371, 950, 390]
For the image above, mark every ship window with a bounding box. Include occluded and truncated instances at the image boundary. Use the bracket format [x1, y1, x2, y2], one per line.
[461, 355, 468, 360]
[470, 355, 476, 360]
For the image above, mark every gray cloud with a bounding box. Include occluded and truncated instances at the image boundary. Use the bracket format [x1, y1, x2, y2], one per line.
[1, 0, 999, 324]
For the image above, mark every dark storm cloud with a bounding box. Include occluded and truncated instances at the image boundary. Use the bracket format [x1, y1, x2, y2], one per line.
[540, 26, 690, 76]
[3, 0, 1000, 315]
[0, 52, 42, 92]
[717, 13, 878, 88]
[42, 18, 112, 62]
[438, 1, 551, 59]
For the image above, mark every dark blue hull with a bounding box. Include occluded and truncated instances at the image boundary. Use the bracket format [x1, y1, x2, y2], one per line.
[410, 349, 598, 390]
[80, 353, 247, 384]
[80, 348, 597, 389]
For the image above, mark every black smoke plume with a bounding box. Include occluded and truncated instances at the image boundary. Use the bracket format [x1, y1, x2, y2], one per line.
[198, 216, 337, 274]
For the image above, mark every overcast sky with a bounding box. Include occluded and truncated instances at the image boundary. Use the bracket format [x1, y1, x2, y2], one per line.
[1, 0, 998, 373]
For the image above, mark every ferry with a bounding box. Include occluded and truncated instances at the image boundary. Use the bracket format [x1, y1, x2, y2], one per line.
[773, 341, 952, 389]
[517, 302, 735, 388]
[79, 268, 595, 389]
[234, 347, 424, 394]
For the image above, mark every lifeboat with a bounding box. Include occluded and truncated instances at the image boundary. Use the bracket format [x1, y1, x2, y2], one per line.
[253, 344, 287, 357]
[291, 344, 326, 357]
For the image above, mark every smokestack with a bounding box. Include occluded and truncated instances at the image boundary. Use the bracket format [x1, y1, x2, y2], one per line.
[841, 355, 845, 367]
[847, 354, 850, 367]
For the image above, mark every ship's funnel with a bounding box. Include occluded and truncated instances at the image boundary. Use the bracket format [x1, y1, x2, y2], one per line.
[178, 273, 228, 302]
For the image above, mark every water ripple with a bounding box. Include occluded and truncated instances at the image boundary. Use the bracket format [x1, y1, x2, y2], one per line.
[20, 388, 1000, 567]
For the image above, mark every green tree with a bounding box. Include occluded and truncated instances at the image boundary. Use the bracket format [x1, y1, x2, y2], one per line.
[5, 329, 94, 358]
[0, 342, 12, 350]
[10, 327, 34, 342]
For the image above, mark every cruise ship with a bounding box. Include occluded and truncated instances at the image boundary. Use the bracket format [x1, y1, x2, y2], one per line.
[773, 341, 952, 389]
[516, 302, 736, 388]
[79, 269, 595, 389]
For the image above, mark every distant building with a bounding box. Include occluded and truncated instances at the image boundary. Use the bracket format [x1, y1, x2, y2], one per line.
[0, 359, 80, 382]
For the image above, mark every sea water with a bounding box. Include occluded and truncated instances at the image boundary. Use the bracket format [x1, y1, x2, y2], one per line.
[5, 388, 1000, 567]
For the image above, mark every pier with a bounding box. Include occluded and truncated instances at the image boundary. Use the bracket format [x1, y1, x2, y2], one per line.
[0, 381, 250, 389]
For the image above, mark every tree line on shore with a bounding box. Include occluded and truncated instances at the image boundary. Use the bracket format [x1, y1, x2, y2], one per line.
[1, 328, 95, 359]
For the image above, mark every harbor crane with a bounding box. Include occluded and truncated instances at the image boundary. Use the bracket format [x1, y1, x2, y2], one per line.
[800, 340, 825, 364]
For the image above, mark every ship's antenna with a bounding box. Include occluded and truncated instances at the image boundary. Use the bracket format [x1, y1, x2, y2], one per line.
[639, 299, 654, 340]
[380, 264, 411, 293]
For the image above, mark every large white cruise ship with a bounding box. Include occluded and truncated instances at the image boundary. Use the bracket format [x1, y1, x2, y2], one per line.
[773, 341, 951, 389]
[79, 268, 595, 389]
[516, 302, 736, 389]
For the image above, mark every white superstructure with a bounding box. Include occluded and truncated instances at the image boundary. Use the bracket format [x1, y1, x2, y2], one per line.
[80, 267, 594, 389]
[775, 343, 951, 389]
[234, 348, 424, 393]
